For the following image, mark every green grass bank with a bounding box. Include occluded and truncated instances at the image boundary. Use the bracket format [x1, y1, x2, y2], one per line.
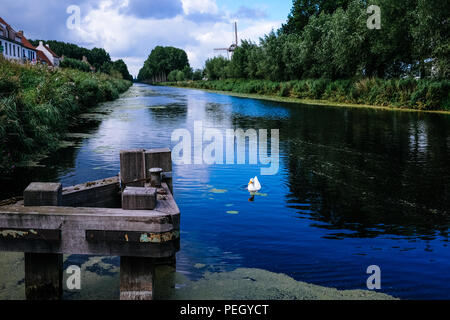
[164, 78, 450, 112]
[0, 56, 132, 172]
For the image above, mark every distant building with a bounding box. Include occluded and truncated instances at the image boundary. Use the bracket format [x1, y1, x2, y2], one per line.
[35, 41, 61, 67]
[0, 17, 37, 62]
[0, 16, 60, 67]
[18, 31, 38, 62]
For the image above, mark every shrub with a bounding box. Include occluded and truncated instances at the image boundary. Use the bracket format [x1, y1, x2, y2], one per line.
[60, 57, 91, 72]
[0, 57, 132, 171]
[166, 77, 449, 111]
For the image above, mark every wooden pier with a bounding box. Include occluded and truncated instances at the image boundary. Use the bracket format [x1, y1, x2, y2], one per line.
[0, 148, 179, 300]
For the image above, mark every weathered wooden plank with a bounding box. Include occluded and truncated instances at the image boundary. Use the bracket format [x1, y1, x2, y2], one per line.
[144, 148, 172, 173]
[153, 182, 180, 215]
[122, 186, 156, 210]
[120, 149, 146, 187]
[86, 230, 179, 243]
[62, 176, 120, 208]
[120, 256, 155, 300]
[24, 182, 62, 207]
[0, 210, 178, 232]
[25, 253, 63, 300]
[0, 228, 61, 241]
[0, 237, 179, 258]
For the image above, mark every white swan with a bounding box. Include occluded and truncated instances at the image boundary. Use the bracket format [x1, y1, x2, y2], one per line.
[247, 176, 261, 192]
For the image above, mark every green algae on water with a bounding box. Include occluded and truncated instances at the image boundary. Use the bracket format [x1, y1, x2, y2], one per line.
[155, 267, 398, 300]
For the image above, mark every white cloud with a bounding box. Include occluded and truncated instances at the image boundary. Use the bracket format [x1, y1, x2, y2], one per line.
[181, 0, 218, 15]
[68, 0, 282, 77]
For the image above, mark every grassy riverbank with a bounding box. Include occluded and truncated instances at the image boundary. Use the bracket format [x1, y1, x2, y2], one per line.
[164, 78, 450, 112]
[0, 56, 132, 172]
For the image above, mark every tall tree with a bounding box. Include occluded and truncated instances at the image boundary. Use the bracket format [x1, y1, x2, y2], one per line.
[204, 56, 230, 80]
[412, 0, 450, 78]
[281, 0, 350, 35]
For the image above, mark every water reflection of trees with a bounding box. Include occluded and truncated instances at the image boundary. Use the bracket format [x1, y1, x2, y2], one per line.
[231, 102, 450, 239]
[282, 105, 450, 239]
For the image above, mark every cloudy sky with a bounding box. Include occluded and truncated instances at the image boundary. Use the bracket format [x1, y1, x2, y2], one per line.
[1, 0, 292, 77]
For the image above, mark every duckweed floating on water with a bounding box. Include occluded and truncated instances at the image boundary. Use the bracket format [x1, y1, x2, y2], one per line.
[209, 188, 228, 194]
[255, 192, 268, 197]
[58, 141, 78, 148]
[65, 133, 94, 139]
[148, 106, 167, 109]
[92, 146, 115, 154]
[155, 267, 398, 300]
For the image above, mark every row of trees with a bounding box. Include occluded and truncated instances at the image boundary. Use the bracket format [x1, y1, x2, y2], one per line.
[138, 46, 189, 82]
[204, 0, 448, 81]
[29, 40, 133, 81]
[167, 67, 203, 82]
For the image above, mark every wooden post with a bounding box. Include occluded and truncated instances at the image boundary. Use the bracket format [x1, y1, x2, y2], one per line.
[25, 253, 63, 300]
[120, 256, 155, 300]
[24, 182, 62, 206]
[120, 148, 173, 191]
[120, 149, 146, 187]
[122, 186, 156, 210]
[119, 148, 176, 300]
[23, 182, 63, 300]
[120, 152, 154, 300]
[145, 148, 173, 192]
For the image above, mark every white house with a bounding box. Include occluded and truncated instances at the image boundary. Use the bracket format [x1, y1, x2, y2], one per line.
[35, 41, 61, 67]
[18, 31, 37, 62]
[0, 17, 29, 61]
[0, 16, 58, 67]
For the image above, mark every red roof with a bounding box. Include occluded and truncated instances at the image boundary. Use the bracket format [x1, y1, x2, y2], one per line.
[36, 50, 53, 67]
[21, 35, 36, 50]
[0, 17, 10, 28]
[44, 44, 59, 58]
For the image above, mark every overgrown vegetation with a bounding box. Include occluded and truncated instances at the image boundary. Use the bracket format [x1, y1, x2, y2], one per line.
[204, 0, 448, 81]
[60, 57, 91, 73]
[29, 40, 133, 81]
[170, 78, 450, 111]
[0, 56, 132, 171]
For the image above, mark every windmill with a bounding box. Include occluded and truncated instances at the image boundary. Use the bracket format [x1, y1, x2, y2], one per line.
[214, 22, 238, 59]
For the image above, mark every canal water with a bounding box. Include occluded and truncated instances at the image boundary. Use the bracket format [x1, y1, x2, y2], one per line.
[1, 83, 449, 299]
